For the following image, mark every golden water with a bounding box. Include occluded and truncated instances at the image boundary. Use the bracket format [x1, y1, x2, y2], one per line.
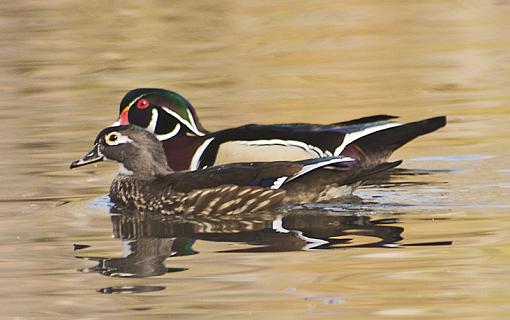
[1, 1, 509, 319]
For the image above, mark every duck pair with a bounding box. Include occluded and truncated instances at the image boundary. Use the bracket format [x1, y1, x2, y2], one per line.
[71, 88, 447, 215]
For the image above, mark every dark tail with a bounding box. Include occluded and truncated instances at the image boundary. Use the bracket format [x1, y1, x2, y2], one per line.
[341, 116, 446, 166]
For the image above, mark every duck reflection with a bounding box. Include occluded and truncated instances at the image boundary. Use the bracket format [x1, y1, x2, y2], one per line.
[76, 237, 190, 277]
[110, 212, 405, 252]
[76, 208, 411, 278]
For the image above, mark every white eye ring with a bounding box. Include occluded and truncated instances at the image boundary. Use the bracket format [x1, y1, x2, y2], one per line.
[105, 132, 120, 145]
[105, 132, 132, 146]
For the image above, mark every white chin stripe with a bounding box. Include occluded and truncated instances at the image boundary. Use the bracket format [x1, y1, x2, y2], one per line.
[156, 123, 181, 141]
[118, 164, 134, 175]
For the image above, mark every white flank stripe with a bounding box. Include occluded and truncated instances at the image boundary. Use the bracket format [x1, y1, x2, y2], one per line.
[162, 106, 205, 136]
[334, 122, 402, 155]
[239, 139, 326, 157]
[156, 123, 181, 141]
[190, 137, 215, 170]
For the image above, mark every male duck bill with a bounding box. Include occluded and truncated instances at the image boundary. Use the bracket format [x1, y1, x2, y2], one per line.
[71, 125, 401, 215]
[111, 88, 447, 171]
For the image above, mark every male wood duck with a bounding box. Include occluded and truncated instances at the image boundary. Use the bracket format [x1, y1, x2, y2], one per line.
[111, 88, 446, 171]
[70, 125, 401, 215]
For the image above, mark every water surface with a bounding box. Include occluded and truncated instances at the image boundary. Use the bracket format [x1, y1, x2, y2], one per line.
[1, 1, 510, 319]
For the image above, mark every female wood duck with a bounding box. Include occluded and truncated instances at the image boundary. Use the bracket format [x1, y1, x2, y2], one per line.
[111, 88, 446, 171]
[70, 125, 401, 215]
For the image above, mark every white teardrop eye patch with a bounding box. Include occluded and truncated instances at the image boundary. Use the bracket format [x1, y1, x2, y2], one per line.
[105, 132, 132, 146]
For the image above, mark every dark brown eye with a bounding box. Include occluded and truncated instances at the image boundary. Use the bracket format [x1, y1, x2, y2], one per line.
[136, 98, 150, 109]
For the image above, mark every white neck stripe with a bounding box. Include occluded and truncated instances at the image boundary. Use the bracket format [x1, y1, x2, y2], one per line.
[186, 108, 201, 135]
[147, 108, 158, 133]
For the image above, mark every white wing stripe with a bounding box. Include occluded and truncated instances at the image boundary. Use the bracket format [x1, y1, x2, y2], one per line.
[239, 139, 326, 157]
[334, 123, 401, 155]
[287, 157, 354, 183]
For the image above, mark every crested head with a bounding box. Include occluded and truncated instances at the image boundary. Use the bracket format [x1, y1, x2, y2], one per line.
[71, 125, 172, 177]
[116, 88, 207, 140]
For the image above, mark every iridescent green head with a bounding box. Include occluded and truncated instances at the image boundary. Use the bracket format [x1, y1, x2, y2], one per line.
[116, 88, 207, 140]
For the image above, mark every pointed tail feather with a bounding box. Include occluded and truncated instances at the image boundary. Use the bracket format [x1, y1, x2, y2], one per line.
[341, 116, 446, 166]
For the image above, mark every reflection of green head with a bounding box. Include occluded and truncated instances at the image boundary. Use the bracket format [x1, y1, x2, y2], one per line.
[119, 88, 207, 136]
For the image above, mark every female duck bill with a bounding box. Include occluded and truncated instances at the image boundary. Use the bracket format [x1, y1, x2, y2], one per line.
[70, 144, 104, 169]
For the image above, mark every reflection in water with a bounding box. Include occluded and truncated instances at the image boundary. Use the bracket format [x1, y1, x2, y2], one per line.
[110, 210, 405, 252]
[365, 167, 453, 187]
[74, 169, 453, 286]
[76, 238, 189, 278]
[98, 285, 166, 295]
[75, 208, 449, 281]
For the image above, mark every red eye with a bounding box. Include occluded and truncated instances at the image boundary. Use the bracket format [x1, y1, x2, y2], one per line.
[136, 98, 150, 109]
